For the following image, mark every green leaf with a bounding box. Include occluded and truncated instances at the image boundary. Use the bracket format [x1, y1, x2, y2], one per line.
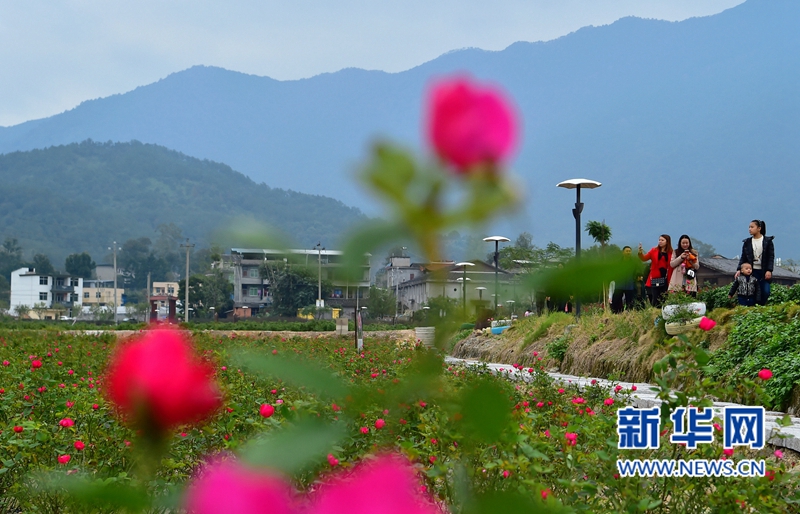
[457, 379, 512, 444]
[464, 491, 572, 514]
[778, 414, 793, 427]
[693, 347, 711, 367]
[46, 475, 150, 512]
[231, 349, 349, 400]
[239, 418, 346, 476]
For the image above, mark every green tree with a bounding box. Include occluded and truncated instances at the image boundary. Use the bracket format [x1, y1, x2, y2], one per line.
[13, 303, 30, 319]
[271, 266, 331, 317]
[0, 237, 25, 280]
[65, 252, 96, 278]
[366, 286, 396, 318]
[585, 220, 612, 251]
[32, 253, 55, 275]
[691, 237, 717, 258]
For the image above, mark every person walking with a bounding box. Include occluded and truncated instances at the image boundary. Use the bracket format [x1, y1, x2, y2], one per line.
[611, 246, 637, 313]
[668, 235, 700, 297]
[638, 235, 673, 308]
[736, 220, 774, 305]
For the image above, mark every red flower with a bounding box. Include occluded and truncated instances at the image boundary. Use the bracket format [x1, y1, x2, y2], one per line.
[375, 418, 386, 429]
[427, 77, 518, 173]
[765, 469, 776, 481]
[327, 454, 340, 467]
[260, 404, 275, 418]
[74, 440, 85, 450]
[13, 426, 23, 433]
[184, 458, 295, 514]
[360, 427, 369, 434]
[57, 454, 71, 464]
[758, 369, 773, 381]
[604, 398, 614, 406]
[541, 488, 552, 500]
[698, 316, 717, 331]
[104, 328, 222, 432]
[92, 404, 99, 410]
[59, 418, 75, 427]
[565, 432, 578, 446]
[31, 360, 42, 369]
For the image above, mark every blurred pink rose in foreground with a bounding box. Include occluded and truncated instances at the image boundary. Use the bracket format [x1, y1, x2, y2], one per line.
[185, 453, 438, 514]
[698, 316, 716, 331]
[105, 328, 222, 433]
[427, 77, 518, 173]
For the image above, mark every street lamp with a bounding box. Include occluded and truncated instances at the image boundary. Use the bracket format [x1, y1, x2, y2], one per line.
[483, 236, 510, 313]
[316, 242, 325, 308]
[506, 300, 515, 315]
[475, 286, 486, 302]
[180, 239, 195, 323]
[455, 262, 475, 317]
[557, 178, 602, 319]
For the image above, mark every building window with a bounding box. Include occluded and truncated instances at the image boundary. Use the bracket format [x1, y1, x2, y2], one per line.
[39, 292, 48, 301]
[168, 287, 175, 294]
[56, 278, 65, 286]
[70, 293, 78, 302]
[70, 278, 79, 286]
[96, 292, 102, 298]
[84, 292, 89, 299]
[39, 276, 48, 285]
[248, 287, 259, 297]
[248, 268, 259, 278]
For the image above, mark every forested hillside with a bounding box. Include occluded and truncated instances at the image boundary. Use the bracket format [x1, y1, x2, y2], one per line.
[0, 141, 366, 264]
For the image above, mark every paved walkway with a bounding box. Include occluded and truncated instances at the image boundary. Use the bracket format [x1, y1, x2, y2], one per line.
[445, 356, 800, 452]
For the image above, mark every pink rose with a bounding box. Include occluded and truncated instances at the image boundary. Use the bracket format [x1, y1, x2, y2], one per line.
[698, 317, 717, 331]
[58, 454, 71, 464]
[260, 404, 275, 418]
[105, 328, 222, 433]
[375, 419, 386, 429]
[311, 453, 439, 514]
[184, 459, 295, 514]
[758, 369, 773, 381]
[427, 77, 517, 173]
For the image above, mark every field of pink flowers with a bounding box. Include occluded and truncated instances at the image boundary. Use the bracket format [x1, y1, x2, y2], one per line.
[1, 327, 797, 513]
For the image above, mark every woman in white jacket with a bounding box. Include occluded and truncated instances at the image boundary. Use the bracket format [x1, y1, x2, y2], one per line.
[668, 235, 700, 297]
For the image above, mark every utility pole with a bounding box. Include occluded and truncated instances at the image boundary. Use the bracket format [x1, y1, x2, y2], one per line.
[146, 272, 151, 324]
[109, 241, 120, 325]
[180, 239, 195, 323]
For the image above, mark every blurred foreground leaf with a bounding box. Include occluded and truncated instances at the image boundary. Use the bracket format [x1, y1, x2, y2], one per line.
[525, 256, 636, 299]
[231, 350, 349, 400]
[457, 379, 512, 444]
[44, 475, 150, 512]
[239, 418, 346, 476]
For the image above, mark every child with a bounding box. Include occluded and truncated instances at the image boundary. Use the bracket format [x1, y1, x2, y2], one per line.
[729, 262, 759, 306]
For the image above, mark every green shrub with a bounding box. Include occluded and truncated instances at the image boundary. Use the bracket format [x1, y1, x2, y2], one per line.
[546, 335, 570, 363]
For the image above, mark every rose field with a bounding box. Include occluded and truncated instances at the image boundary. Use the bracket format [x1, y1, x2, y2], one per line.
[1, 326, 799, 513]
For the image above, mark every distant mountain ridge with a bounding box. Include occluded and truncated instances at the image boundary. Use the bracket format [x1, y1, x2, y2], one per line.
[1, 0, 799, 257]
[0, 141, 366, 263]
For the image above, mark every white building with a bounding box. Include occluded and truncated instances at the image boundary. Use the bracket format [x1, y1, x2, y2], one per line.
[10, 267, 84, 319]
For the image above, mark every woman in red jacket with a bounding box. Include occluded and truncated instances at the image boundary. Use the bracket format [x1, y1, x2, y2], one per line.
[638, 234, 673, 307]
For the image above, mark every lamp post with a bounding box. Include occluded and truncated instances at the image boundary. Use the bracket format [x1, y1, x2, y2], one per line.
[475, 286, 486, 302]
[483, 236, 510, 314]
[316, 242, 325, 308]
[506, 300, 515, 316]
[456, 277, 472, 317]
[557, 178, 602, 319]
[455, 262, 475, 317]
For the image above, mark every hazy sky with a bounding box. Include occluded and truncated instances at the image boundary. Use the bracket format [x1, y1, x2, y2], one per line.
[1, 0, 744, 127]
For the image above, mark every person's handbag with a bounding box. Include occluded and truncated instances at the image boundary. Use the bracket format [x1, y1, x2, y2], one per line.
[650, 268, 668, 288]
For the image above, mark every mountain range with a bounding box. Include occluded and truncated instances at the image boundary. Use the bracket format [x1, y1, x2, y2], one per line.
[1, 0, 798, 258]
